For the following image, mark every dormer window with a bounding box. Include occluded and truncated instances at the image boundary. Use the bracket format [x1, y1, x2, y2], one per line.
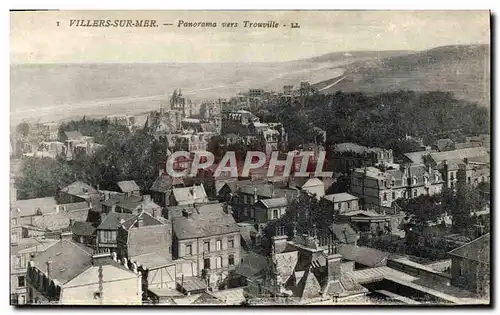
[424, 176, 429, 184]
[391, 179, 395, 186]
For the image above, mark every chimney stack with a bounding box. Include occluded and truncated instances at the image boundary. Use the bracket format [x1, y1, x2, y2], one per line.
[324, 235, 342, 282]
[137, 212, 144, 228]
[46, 259, 52, 278]
[272, 226, 288, 254]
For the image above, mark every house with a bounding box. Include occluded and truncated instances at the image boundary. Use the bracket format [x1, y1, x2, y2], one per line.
[71, 221, 96, 246]
[240, 229, 367, 303]
[322, 193, 360, 214]
[171, 203, 241, 290]
[150, 173, 185, 207]
[253, 197, 288, 224]
[456, 158, 490, 187]
[10, 238, 58, 305]
[169, 184, 209, 206]
[329, 142, 394, 174]
[350, 165, 443, 209]
[231, 181, 298, 222]
[57, 181, 100, 204]
[448, 233, 490, 296]
[96, 212, 135, 251]
[402, 150, 436, 165]
[298, 178, 325, 199]
[117, 211, 176, 298]
[425, 147, 489, 189]
[25, 234, 142, 305]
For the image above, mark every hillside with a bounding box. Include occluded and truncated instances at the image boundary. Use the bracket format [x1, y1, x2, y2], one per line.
[315, 44, 490, 107]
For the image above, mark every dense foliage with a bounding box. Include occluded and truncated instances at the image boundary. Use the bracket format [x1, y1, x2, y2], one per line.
[262, 91, 489, 158]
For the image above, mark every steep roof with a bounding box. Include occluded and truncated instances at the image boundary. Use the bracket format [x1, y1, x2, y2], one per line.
[120, 211, 164, 230]
[172, 203, 239, 239]
[71, 221, 96, 236]
[293, 267, 322, 299]
[97, 212, 135, 230]
[117, 180, 140, 193]
[31, 240, 94, 284]
[302, 178, 324, 188]
[448, 233, 490, 264]
[150, 174, 184, 193]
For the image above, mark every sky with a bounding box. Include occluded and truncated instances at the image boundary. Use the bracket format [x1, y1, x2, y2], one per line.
[10, 10, 490, 63]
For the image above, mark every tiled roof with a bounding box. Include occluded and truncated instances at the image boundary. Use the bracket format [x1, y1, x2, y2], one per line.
[72, 221, 96, 236]
[172, 203, 239, 240]
[337, 244, 389, 267]
[31, 212, 70, 231]
[31, 240, 94, 284]
[448, 233, 490, 264]
[97, 212, 135, 230]
[117, 180, 140, 193]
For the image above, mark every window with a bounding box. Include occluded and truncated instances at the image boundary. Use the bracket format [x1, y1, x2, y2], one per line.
[228, 239, 234, 249]
[93, 292, 101, 299]
[216, 256, 223, 269]
[11, 218, 18, 226]
[17, 276, 25, 288]
[424, 177, 428, 184]
[392, 192, 396, 200]
[19, 255, 26, 268]
[450, 173, 454, 181]
[383, 193, 387, 201]
[347, 202, 351, 209]
[204, 258, 211, 270]
[229, 254, 235, 266]
[204, 241, 210, 253]
[216, 240, 222, 251]
[272, 209, 279, 219]
[468, 177, 471, 184]
[413, 190, 417, 197]
[391, 180, 395, 186]
[185, 244, 192, 255]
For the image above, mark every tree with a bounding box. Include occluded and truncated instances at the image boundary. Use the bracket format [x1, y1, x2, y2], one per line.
[16, 122, 30, 138]
[16, 157, 76, 199]
[451, 184, 487, 234]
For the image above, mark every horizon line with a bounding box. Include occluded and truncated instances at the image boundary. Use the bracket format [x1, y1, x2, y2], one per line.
[10, 43, 489, 66]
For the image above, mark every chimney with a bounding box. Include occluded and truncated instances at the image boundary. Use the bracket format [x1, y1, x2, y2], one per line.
[60, 232, 73, 241]
[182, 208, 193, 219]
[272, 226, 288, 254]
[46, 259, 52, 278]
[142, 195, 151, 203]
[137, 213, 144, 228]
[253, 187, 258, 204]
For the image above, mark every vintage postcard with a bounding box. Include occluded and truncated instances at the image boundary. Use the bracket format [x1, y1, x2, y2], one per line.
[10, 10, 491, 306]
